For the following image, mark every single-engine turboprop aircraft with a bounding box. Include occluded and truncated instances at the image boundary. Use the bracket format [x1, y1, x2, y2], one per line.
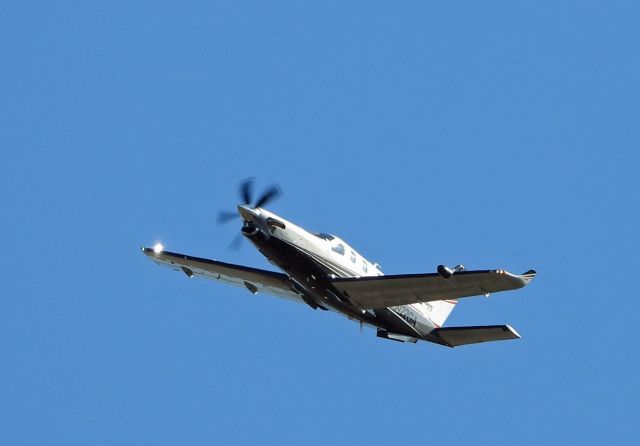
[142, 179, 536, 347]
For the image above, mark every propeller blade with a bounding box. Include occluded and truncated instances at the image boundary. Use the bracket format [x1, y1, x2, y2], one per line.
[239, 178, 254, 205]
[254, 184, 282, 209]
[229, 231, 244, 250]
[217, 210, 239, 224]
[218, 178, 283, 250]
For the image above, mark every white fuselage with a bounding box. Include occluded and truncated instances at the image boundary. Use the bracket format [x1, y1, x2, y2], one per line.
[242, 207, 457, 339]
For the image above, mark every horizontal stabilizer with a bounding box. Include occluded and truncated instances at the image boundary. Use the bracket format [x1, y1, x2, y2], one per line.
[433, 325, 520, 347]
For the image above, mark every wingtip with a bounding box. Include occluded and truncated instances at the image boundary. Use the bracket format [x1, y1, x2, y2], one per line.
[142, 242, 166, 256]
[141, 246, 158, 257]
[506, 324, 522, 339]
[518, 269, 536, 286]
[521, 269, 537, 282]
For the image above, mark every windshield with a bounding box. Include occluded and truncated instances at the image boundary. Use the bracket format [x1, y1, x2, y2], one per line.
[314, 233, 335, 241]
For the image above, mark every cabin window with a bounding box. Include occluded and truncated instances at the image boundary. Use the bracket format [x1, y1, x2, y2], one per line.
[332, 243, 345, 255]
[350, 250, 356, 263]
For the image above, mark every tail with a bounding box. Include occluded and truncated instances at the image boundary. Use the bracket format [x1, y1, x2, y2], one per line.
[426, 299, 457, 327]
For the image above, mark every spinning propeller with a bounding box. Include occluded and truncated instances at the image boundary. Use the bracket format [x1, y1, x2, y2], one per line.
[217, 178, 282, 248]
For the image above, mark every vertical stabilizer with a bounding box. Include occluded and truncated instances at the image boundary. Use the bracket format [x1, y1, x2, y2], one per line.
[424, 300, 457, 327]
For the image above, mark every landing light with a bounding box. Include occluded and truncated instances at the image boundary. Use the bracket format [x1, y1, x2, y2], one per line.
[153, 242, 164, 254]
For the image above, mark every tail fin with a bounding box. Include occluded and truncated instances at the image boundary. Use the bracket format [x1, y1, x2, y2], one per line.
[425, 299, 457, 327]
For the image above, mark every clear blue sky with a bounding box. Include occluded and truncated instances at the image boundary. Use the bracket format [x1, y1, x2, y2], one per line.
[2, 1, 638, 444]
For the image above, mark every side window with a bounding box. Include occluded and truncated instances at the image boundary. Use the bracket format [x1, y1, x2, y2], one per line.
[350, 250, 356, 263]
[362, 261, 368, 273]
[332, 243, 345, 255]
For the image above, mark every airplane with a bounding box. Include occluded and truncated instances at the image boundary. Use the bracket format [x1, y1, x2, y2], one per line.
[142, 179, 536, 347]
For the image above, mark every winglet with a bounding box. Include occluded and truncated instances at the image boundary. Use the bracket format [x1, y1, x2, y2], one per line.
[501, 269, 537, 289]
[520, 269, 537, 285]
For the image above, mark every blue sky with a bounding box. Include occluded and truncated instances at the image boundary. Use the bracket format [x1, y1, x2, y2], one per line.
[1, 1, 639, 444]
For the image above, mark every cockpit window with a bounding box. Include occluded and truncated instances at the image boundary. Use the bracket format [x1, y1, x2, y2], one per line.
[332, 243, 345, 255]
[350, 250, 356, 263]
[315, 233, 335, 241]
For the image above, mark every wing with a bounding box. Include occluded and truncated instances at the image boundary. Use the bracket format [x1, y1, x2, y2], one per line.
[331, 269, 536, 309]
[141, 247, 303, 303]
[432, 325, 521, 347]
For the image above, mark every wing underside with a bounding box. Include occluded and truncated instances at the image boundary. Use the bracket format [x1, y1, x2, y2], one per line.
[141, 247, 302, 303]
[331, 269, 536, 309]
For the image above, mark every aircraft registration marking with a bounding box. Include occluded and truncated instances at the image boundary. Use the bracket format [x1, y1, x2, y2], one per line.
[390, 305, 417, 327]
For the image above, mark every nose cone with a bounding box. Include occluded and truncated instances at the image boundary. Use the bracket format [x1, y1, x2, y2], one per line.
[237, 205, 258, 222]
